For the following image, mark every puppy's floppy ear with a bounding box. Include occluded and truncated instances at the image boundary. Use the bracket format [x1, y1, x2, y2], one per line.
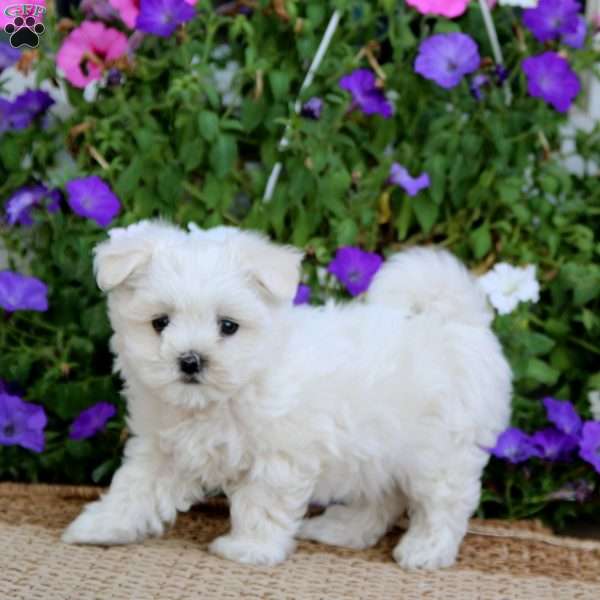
[229, 231, 303, 303]
[94, 220, 183, 292]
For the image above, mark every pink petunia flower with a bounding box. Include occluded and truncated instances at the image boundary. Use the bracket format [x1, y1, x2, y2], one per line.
[405, 0, 470, 19]
[109, 0, 196, 28]
[56, 21, 129, 88]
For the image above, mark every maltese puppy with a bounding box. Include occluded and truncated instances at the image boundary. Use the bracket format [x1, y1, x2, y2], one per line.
[63, 220, 511, 569]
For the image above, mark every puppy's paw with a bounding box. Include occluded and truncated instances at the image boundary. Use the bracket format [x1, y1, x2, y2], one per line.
[393, 529, 458, 570]
[298, 516, 377, 550]
[208, 534, 293, 566]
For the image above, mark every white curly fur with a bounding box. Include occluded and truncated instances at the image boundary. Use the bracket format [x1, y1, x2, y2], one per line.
[62, 221, 512, 570]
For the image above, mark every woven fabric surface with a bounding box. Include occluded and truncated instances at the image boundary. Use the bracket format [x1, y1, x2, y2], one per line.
[1, 484, 599, 600]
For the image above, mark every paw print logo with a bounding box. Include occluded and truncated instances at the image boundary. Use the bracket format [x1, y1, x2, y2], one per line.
[4, 15, 44, 49]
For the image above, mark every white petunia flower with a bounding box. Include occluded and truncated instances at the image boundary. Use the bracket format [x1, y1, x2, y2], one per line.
[497, 0, 539, 7]
[211, 60, 241, 108]
[211, 44, 232, 61]
[478, 263, 540, 315]
[589, 391, 600, 421]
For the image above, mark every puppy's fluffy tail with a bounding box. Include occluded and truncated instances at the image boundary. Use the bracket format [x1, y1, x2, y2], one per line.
[367, 247, 492, 327]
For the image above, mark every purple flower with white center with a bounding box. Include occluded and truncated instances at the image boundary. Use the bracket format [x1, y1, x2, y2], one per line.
[301, 97, 323, 120]
[414, 33, 480, 90]
[66, 176, 121, 228]
[136, 0, 196, 37]
[69, 402, 117, 440]
[0, 393, 47, 453]
[531, 427, 578, 460]
[339, 69, 393, 119]
[328, 247, 383, 297]
[5, 185, 60, 226]
[293, 283, 311, 306]
[561, 15, 587, 48]
[0, 271, 48, 312]
[0, 43, 20, 72]
[543, 397, 582, 436]
[3, 89, 54, 130]
[522, 52, 580, 113]
[488, 427, 538, 463]
[470, 74, 489, 100]
[388, 163, 430, 197]
[547, 479, 594, 503]
[578, 421, 600, 474]
[523, 0, 581, 43]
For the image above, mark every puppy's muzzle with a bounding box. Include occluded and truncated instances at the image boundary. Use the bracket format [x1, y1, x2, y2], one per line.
[178, 351, 206, 380]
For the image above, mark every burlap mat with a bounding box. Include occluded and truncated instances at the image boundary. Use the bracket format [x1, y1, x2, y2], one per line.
[1, 484, 599, 599]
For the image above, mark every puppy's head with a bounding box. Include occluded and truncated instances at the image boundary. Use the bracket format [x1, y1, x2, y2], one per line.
[95, 220, 302, 409]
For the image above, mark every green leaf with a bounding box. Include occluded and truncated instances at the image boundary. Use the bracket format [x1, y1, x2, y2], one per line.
[469, 224, 491, 259]
[524, 358, 560, 386]
[209, 135, 237, 178]
[198, 111, 220, 142]
[413, 197, 439, 233]
[269, 70, 291, 100]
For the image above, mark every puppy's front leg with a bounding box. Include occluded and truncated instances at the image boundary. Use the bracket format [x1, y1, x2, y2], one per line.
[209, 459, 314, 566]
[62, 436, 195, 545]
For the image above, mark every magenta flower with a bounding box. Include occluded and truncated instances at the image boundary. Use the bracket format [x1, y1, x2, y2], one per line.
[5, 185, 60, 226]
[562, 15, 587, 48]
[405, 0, 470, 18]
[531, 428, 578, 461]
[0, 43, 20, 72]
[136, 0, 196, 37]
[0, 393, 47, 453]
[301, 97, 323, 120]
[339, 69, 393, 119]
[523, 0, 582, 43]
[0, 271, 48, 312]
[66, 176, 121, 228]
[579, 421, 600, 474]
[328, 247, 383, 296]
[389, 163, 430, 197]
[415, 33, 480, 90]
[69, 402, 117, 440]
[522, 52, 580, 113]
[488, 427, 538, 463]
[543, 397, 582, 436]
[110, 0, 140, 28]
[293, 284, 311, 306]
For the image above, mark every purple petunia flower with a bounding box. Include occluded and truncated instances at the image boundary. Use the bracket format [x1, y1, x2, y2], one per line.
[328, 247, 383, 297]
[0, 43, 21, 73]
[293, 283, 311, 306]
[69, 402, 117, 440]
[543, 397, 582, 436]
[5, 185, 60, 227]
[0, 271, 48, 312]
[488, 427, 538, 463]
[66, 176, 121, 228]
[561, 15, 587, 49]
[3, 89, 54, 130]
[136, 0, 196, 37]
[470, 74, 489, 100]
[531, 427, 579, 460]
[301, 97, 323, 120]
[388, 163, 430, 197]
[578, 421, 600, 474]
[0, 393, 47, 453]
[339, 69, 393, 119]
[414, 33, 480, 90]
[522, 52, 580, 113]
[523, 0, 581, 43]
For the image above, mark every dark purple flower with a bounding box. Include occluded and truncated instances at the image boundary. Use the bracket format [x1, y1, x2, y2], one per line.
[69, 402, 117, 440]
[0, 271, 48, 312]
[495, 64, 508, 85]
[0, 43, 21, 73]
[106, 68, 124, 87]
[66, 176, 121, 228]
[389, 163, 430, 196]
[0, 393, 47, 453]
[293, 283, 311, 306]
[414, 33, 480, 90]
[470, 74, 489, 100]
[488, 427, 538, 463]
[579, 421, 600, 474]
[301, 97, 323, 120]
[0, 99, 14, 134]
[5, 185, 60, 227]
[522, 52, 580, 113]
[562, 15, 587, 48]
[531, 427, 578, 460]
[523, 0, 581, 43]
[328, 247, 383, 296]
[543, 397, 582, 436]
[339, 69, 393, 119]
[547, 479, 594, 502]
[136, 0, 196, 37]
[3, 89, 54, 130]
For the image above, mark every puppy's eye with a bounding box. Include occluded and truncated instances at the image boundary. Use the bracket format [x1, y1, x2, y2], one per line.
[152, 315, 170, 333]
[219, 319, 239, 336]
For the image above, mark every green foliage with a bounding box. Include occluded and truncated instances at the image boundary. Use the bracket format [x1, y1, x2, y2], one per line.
[1, 2, 599, 527]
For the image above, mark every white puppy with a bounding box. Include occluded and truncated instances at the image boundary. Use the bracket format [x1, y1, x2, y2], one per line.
[63, 220, 511, 570]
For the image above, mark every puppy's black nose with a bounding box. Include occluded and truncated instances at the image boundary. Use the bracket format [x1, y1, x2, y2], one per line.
[178, 352, 204, 375]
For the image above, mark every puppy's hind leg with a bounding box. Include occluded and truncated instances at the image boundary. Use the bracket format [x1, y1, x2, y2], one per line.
[298, 489, 406, 550]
